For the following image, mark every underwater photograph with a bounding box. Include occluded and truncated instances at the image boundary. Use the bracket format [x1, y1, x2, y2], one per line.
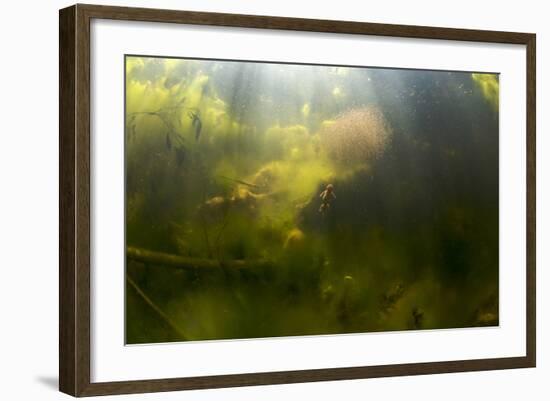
[125, 55, 499, 344]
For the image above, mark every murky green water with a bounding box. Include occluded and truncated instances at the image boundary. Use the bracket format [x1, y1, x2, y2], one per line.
[125, 56, 499, 344]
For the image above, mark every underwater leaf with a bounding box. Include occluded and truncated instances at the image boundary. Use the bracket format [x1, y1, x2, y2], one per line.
[188, 111, 203, 141]
[194, 118, 202, 141]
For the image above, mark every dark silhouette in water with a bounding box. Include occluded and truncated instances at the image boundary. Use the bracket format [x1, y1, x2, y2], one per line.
[319, 184, 336, 214]
[412, 307, 424, 329]
[189, 111, 202, 141]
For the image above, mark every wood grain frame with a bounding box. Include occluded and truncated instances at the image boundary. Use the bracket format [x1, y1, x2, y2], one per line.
[59, 3, 536, 396]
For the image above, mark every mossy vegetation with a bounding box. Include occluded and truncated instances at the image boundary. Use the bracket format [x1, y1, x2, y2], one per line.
[125, 57, 499, 343]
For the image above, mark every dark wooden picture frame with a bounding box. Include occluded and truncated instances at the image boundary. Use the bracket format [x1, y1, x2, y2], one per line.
[59, 3, 536, 397]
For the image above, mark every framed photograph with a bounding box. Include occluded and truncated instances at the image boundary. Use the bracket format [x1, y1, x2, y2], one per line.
[59, 4, 536, 397]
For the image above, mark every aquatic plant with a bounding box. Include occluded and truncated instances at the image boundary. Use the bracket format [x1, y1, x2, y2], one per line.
[472, 73, 499, 111]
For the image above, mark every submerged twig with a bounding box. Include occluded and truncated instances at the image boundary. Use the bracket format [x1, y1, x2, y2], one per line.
[197, 161, 213, 259]
[127, 107, 186, 146]
[217, 175, 263, 189]
[214, 203, 231, 263]
[126, 246, 271, 270]
[126, 273, 188, 340]
[199, 208, 213, 259]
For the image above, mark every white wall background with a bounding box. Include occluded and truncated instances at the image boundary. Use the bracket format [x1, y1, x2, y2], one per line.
[0, 0, 546, 399]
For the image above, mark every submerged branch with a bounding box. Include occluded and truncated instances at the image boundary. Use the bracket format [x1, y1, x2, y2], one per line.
[127, 246, 271, 271]
[214, 202, 232, 263]
[127, 109, 186, 146]
[199, 170, 214, 259]
[217, 175, 263, 189]
[126, 273, 189, 340]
